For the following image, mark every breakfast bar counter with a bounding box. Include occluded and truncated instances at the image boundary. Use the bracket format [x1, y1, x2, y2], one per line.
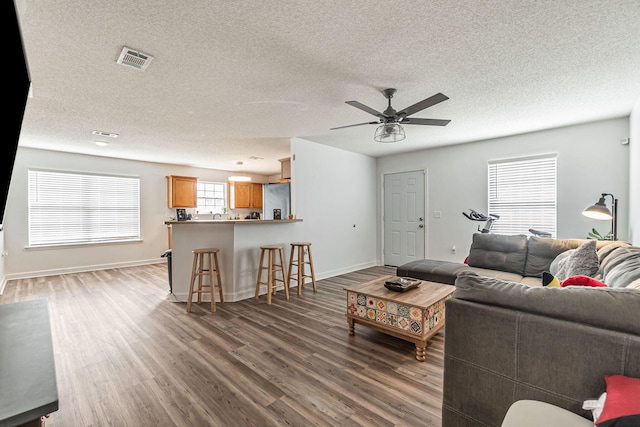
[165, 219, 303, 302]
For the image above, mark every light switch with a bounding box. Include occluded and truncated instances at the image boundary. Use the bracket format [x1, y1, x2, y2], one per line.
[433, 210, 442, 218]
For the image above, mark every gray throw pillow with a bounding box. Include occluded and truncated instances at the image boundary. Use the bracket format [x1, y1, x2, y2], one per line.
[555, 240, 598, 281]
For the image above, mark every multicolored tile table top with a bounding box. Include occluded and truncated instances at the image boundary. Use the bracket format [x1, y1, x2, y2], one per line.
[345, 275, 454, 361]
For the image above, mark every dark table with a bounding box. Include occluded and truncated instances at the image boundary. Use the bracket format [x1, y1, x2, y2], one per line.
[0, 299, 58, 427]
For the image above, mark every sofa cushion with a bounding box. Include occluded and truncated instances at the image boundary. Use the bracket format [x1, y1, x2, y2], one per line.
[555, 240, 598, 281]
[524, 237, 589, 277]
[467, 233, 528, 275]
[395, 259, 471, 284]
[453, 271, 640, 335]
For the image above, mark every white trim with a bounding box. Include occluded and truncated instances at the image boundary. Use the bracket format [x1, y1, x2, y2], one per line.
[3, 258, 165, 282]
[172, 260, 378, 303]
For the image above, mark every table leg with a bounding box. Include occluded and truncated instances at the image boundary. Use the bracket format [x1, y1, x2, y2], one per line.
[415, 341, 427, 362]
[347, 317, 355, 336]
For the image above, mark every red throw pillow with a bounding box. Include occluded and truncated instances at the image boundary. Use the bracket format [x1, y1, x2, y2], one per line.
[561, 275, 607, 288]
[463, 256, 469, 265]
[595, 375, 640, 426]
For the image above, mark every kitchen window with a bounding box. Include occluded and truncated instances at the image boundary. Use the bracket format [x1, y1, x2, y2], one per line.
[488, 154, 557, 237]
[28, 170, 140, 247]
[196, 181, 227, 214]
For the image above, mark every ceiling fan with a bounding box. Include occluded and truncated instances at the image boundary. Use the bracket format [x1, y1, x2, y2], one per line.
[330, 88, 450, 142]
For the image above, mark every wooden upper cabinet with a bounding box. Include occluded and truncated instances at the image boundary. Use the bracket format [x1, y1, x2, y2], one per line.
[167, 175, 197, 208]
[279, 157, 291, 180]
[250, 183, 263, 209]
[229, 182, 263, 209]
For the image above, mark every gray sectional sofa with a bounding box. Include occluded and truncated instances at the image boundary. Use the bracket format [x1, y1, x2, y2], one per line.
[396, 233, 640, 426]
[397, 233, 639, 288]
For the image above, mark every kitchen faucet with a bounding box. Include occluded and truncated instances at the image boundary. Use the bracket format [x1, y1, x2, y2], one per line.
[213, 213, 222, 220]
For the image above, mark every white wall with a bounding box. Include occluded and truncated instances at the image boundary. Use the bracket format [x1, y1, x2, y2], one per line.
[3, 117, 630, 281]
[377, 118, 631, 262]
[0, 229, 5, 292]
[291, 138, 378, 276]
[629, 95, 640, 245]
[3, 147, 269, 279]
[3, 143, 379, 282]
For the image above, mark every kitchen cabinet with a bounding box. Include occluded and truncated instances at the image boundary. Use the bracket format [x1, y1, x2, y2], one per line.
[229, 182, 263, 209]
[167, 175, 197, 208]
[279, 157, 291, 181]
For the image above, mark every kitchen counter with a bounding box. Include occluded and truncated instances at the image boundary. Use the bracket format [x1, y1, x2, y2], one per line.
[166, 218, 304, 302]
[165, 219, 302, 225]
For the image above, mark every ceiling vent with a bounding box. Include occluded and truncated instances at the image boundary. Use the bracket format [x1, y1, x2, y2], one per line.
[116, 47, 153, 71]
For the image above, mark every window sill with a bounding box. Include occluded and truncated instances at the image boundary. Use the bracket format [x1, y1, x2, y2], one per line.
[26, 239, 143, 250]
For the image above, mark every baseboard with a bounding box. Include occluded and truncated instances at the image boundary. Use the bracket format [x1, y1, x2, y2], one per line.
[3, 258, 165, 282]
[172, 261, 381, 303]
[317, 260, 379, 280]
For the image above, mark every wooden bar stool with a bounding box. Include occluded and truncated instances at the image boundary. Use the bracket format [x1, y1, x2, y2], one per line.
[187, 248, 224, 313]
[255, 245, 289, 304]
[287, 242, 317, 295]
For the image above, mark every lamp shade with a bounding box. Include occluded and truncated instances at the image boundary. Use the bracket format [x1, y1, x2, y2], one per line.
[374, 123, 405, 143]
[582, 196, 612, 220]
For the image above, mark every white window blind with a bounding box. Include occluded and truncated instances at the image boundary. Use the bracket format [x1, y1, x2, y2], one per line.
[196, 181, 227, 214]
[488, 154, 557, 237]
[28, 170, 140, 246]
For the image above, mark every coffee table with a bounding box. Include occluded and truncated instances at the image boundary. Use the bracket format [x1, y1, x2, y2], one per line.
[344, 275, 454, 361]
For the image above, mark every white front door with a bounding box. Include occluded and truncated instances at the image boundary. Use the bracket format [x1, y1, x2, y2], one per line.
[383, 170, 426, 267]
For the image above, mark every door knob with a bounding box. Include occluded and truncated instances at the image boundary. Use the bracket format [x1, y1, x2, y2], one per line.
[419, 224, 424, 228]
[419, 217, 424, 221]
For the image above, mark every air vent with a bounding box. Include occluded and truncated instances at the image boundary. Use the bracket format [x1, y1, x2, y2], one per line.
[116, 47, 153, 71]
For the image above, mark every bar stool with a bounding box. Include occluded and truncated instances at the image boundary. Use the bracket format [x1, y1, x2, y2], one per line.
[255, 245, 289, 304]
[187, 248, 224, 313]
[287, 242, 317, 295]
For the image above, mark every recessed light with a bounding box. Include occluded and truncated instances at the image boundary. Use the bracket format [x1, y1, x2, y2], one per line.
[94, 141, 109, 147]
[92, 130, 119, 138]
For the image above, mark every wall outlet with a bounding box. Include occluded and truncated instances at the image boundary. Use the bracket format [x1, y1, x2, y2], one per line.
[450, 245, 456, 254]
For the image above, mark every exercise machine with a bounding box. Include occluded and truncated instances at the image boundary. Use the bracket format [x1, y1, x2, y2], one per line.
[462, 209, 499, 233]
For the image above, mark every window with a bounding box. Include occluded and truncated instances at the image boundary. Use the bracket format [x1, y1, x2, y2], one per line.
[28, 170, 140, 246]
[196, 181, 227, 214]
[488, 154, 557, 237]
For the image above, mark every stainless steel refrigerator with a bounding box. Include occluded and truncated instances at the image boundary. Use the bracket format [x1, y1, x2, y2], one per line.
[263, 182, 291, 220]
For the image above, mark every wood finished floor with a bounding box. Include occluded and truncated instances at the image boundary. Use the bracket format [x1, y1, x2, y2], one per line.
[1, 264, 445, 427]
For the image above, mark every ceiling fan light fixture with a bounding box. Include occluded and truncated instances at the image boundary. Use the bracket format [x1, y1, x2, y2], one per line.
[374, 123, 405, 143]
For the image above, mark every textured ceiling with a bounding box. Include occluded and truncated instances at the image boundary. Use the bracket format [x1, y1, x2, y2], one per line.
[14, 0, 640, 175]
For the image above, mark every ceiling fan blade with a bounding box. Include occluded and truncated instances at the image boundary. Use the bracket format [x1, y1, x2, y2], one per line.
[397, 93, 449, 117]
[401, 118, 451, 126]
[345, 101, 383, 117]
[330, 121, 379, 130]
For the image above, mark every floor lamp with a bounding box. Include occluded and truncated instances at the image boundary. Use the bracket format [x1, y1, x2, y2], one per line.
[582, 193, 617, 241]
